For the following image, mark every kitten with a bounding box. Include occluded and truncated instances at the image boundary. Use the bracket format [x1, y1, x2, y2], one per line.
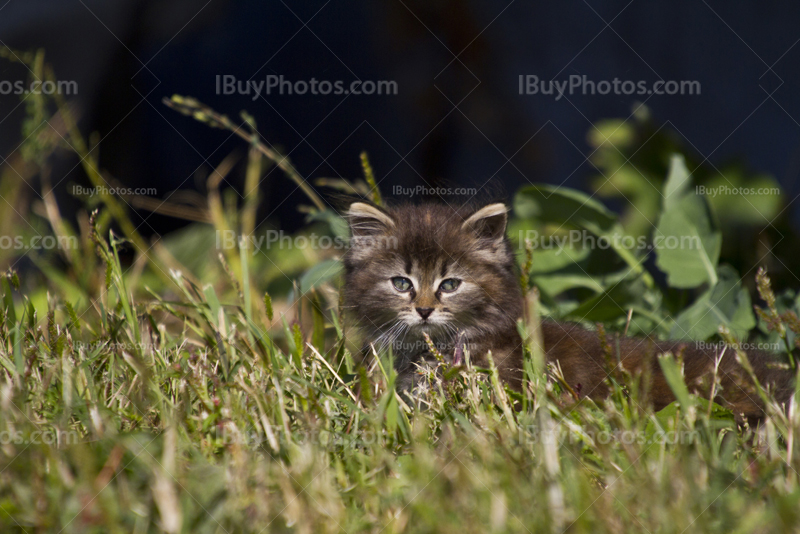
[343, 201, 795, 420]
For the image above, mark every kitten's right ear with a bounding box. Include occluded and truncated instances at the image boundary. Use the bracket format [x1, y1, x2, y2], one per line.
[462, 203, 508, 242]
[347, 202, 395, 237]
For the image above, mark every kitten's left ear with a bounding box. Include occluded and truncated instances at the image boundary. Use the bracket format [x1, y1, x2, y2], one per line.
[461, 203, 508, 242]
[347, 202, 395, 237]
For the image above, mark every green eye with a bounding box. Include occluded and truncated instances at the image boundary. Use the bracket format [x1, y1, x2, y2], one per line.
[439, 279, 461, 292]
[392, 277, 413, 292]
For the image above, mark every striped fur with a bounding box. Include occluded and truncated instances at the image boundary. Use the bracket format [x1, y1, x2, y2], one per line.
[343, 201, 795, 420]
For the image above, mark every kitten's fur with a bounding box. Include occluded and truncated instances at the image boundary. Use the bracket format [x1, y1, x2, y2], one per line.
[343, 201, 795, 420]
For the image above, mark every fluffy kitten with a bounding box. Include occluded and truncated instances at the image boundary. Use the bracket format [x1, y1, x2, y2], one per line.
[343, 201, 795, 420]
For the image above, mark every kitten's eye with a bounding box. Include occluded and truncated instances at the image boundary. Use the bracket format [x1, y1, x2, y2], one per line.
[439, 279, 461, 292]
[391, 277, 413, 292]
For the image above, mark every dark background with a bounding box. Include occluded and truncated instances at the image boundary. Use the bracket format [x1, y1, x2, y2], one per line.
[1, 0, 799, 237]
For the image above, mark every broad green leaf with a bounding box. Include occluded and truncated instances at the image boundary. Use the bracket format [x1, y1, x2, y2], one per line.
[532, 274, 604, 296]
[528, 246, 591, 275]
[515, 185, 653, 286]
[533, 266, 635, 298]
[654, 155, 721, 288]
[564, 276, 647, 322]
[703, 172, 782, 226]
[669, 265, 755, 340]
[663, 154, 692, 211]
[514, 185, 618, 236]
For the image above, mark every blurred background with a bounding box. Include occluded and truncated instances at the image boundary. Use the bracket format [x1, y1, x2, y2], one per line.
[1, 0, 800, 291]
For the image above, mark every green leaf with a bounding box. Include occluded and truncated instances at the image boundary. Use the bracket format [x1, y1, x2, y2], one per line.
[515, 184, 653, 288]
[663, 154, 692, 211]
[297, 259, 342, 296]
[670, 265, 755, 340]
[587, 119, 635, 149]
[514, 185, 618, 236]
[703, 170, 782, 226]
[533, 265, 635, 299]
[564, 276, 647, 322]
[654, 155, 721, 288]
[532, 273, 604, 296]
[645, 397, 734, 440]
[527, 246, 592, 275]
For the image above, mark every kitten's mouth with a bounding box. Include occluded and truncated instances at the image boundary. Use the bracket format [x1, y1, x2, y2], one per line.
[410, 322, 439, 335]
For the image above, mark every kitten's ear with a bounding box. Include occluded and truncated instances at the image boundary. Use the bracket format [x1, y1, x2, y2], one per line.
[461, 203, 508, 242]
[347, 202, 395, 237]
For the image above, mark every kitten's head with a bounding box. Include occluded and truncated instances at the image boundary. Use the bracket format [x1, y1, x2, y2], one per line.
[343, 201, 523, 352]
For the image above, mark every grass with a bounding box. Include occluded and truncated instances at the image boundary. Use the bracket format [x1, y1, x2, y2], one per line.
[1, 59, 800, 531]
[2, 242, 799, 533]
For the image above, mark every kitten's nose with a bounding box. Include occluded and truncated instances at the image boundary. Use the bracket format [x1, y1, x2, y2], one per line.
[415, 307, 434, 320]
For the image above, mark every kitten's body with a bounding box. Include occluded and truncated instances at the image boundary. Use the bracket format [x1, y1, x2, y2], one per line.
[343, 201, 795, 420]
